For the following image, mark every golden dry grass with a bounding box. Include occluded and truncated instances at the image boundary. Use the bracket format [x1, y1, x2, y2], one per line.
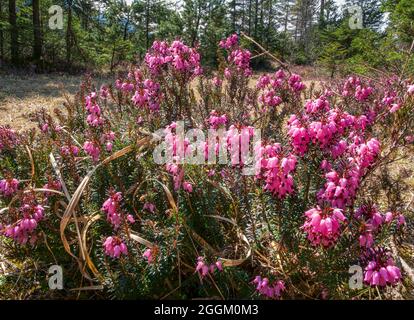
[0, 73, 111, 130]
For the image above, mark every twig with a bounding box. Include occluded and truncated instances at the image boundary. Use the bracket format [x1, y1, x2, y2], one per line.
[241, 32, 290, 71]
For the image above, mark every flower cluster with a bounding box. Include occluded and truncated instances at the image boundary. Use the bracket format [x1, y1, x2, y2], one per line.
[195, 257, 223, 278]
[220, 34, 252, 77]
[102, 191, 135, 229]
[85, 92, 104, 127]
[131, 71, 162, 112]
[0, 177, 19, 197]
[355, 205, 405, 248]
[219, 34, 238, 50]
[101, 190, 135, 259]
[103, 236, 128, 259]
[208, 110, 228, 129]
[145, 40, 202, 77]
[361, 248, 402, 287]
[2, 195, 45, 245]
[42, 179, 62, 198]
[0, 126, 19, 152]
[254, 143, 297, 199]
[83, 140, 101, 162]
[252, 276, 285, 299]
[143, 248, 155, 264]
[60, 144, 80, 157]
[301, 206, 347, 247]
[288, 74, 306, 92]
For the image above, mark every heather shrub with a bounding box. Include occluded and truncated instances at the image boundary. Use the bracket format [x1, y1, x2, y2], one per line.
[1, 35, 413, 300]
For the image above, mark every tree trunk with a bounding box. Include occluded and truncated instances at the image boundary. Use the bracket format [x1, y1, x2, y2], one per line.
[9, 0, 18, 66]
[248, 0, 252, 35]
[145, 0, 150, 50]
[0, 0, 4, 62]
[231, 0, 236, 32]
[284, 1, 290, 33]
[66, 3, 72, 65]
[320, 0, 325, 25]
[32, 0, 42, 71]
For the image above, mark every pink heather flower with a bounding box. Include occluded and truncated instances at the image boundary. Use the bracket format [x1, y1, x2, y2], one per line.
[354, 204, 383, 231]
[257, 75, 270, 89]
[183, 181, 193, 193]
[389, 103, 401, 113]
[219, 34, 238, 49]
[215, 260, 223, 272]
[41, 123, 49, 133]
[302, 206, 346, 247]
[259, 89, 282, 109]
[305, 97, 330, 114]
[143, 248, 154, 264]
[212, 76, 222, 87]
[106, 142, 113, 152]
[145, 40, 201, 78]
[252, 276, 285, 299]
[83, 141, 100, 162]
[275, 69, 286, 79]
[0, 126, 19, 152]
[3, 198, 44, 245]
[196, 257, 209, 277]
[102, 191, 124, 229]
[355, 85, 373, 101]
[397, 214, 406, 226]
[359, 232, 374, 248]
[127, 214, 135, 224]
[0, 178, 19, 197]
[405, 135, 414, 143]
[407, 84, 414, 94]
[85, 92, 104, 127]
[362, 248, 402, 287]
[384, 212, 393, 224]
[255, 143, 297, 199]
[43, 180, 62, 198]
[103, 236, 128, 259]
[227, 48, 252, 76]
[143, 202, 156, 213]
[224, 68, 231, 79]
[208, 110, 227, 129]
[100, 85, 109, 98]
[195, 257, 223, 278]
[60, 145, 79, 157]
[288, 74, 306, 92]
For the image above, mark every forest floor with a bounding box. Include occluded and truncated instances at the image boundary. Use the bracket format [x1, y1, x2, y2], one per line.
[0, 72, 111, 130]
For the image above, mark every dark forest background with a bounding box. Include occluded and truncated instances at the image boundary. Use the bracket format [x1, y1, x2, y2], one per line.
[0, 0, 413, 76]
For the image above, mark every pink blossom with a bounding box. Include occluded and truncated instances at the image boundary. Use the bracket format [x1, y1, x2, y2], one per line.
[83, 141, 101, 162]
[302, 206, 346, 247]
[143, 248, 154, 264]
[3, 198, 44, 245]
[103, 236, 128, 259]
[183, 181, 193, 193]
[143, 202, 156, 213]
[219, 34, 238, 49]
[252, 276, 285, 299]
[362, 248, 402, 287]
[0, 178, 19, 197]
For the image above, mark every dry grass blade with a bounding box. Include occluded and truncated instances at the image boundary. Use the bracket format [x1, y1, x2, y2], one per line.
[60, 137, 151, 281]
[129, 232, 156, 248]
[49, 153, 71, 201]
[206, 215, 251, 267]
[25, 145, 35, 183]
[81, 213, 104, 281]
